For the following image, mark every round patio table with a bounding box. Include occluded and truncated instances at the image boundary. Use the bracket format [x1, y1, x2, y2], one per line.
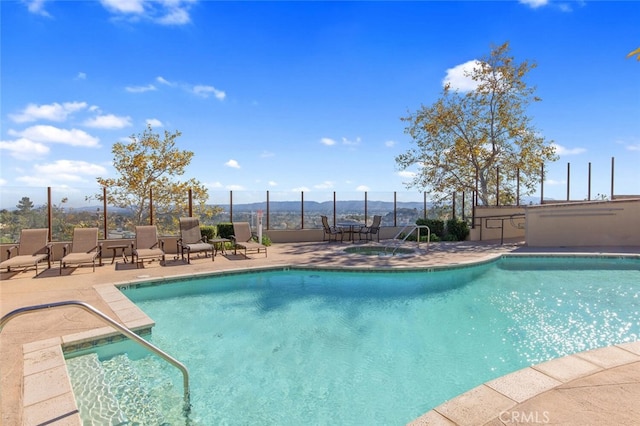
[337, 221, 363, 242]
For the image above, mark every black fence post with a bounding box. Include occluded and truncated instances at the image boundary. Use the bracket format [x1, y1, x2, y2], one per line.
[103, 187, 108, 239]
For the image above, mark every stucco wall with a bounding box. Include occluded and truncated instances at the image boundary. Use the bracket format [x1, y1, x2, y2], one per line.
[469, 206, 526, 242]
[524, 199, 640, 247]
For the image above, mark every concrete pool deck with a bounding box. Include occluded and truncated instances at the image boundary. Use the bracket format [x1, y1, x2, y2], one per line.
[1, 240, 639, 425]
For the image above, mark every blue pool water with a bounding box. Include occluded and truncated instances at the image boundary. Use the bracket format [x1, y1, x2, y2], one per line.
[69, 256, 640, 425]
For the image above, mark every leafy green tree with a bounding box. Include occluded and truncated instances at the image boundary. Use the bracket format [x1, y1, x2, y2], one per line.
[397, 42, 558, 205]
[95, 125, 216, 232]
[16, 196, 34, 213]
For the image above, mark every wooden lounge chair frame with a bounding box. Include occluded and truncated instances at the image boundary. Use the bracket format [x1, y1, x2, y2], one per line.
[0, 228, 51, 275]
[231, 222, 267, 258]
[177, 217, 214, 263]
[321, 215, 344, 242]
[131, 225, 165, 267]
[60, 227, 102, 274]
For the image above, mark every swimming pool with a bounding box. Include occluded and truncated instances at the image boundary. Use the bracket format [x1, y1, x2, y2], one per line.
[66, 256, 640, 425]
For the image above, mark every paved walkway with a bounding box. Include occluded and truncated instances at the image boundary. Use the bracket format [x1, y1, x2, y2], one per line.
[1, 241, 638, 425]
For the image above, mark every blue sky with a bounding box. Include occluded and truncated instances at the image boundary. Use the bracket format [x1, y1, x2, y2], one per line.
[1, 0, 639, 208]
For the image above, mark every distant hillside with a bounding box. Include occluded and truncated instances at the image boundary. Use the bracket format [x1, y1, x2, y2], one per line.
[214, 200, 429, 212]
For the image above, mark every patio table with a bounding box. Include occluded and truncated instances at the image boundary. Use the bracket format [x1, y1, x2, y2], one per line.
[106, 244, 129, 264]
[337, 221, 363, 243]
[209, 238, 231, 256]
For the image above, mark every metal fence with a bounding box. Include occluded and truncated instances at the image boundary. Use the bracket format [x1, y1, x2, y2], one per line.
[1, 157, 635, 243]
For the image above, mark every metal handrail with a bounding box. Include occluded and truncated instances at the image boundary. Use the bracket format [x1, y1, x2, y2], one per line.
[0, 300, 191, 414]
[481, 213, 526, 245]
[386, 224, 431, 255]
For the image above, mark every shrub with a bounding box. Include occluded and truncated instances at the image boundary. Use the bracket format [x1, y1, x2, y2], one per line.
[217, 223, 234, 239]
[200, 225, 216, 241]
[445, 219, 470, 241]
[416, 218, 445, 238]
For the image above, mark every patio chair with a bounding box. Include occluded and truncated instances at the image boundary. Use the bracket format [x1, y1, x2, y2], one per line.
[0, 228, 51, 275]
[231, 222, 267, 258]
[177, 217, 214, 263]
[321, 215, 344, 242]
[358, 215, 382, 242]
[60, 227, 102, 274]
[132, 225, 165, 267]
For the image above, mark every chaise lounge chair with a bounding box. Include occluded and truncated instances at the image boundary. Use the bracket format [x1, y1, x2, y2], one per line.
[177, 217, 214, 263]
[358, 215, 382, 242]
[321, 215, 344, 242]
[132, 225, 165, 267]
[231, 222, 267, 258]
[60, 227, 102, 274]
[0, 228, 51, 275]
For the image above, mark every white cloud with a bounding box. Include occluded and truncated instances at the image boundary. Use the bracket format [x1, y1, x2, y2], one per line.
[320, 137, 336, 146]
[545, 179, 565, 186]
[193, 85, 226, 100]
[11, 159, 106, 186]
[146, 118, 163, 127]
[443, 60, 482, 92]
[519, 0, 549, 8]
[24, 0, 51, 16]
[126, 84, 157, 93]
[292, 186, 310, 192]
[99, 0, 196, 26]
[15, 175, 54, 186]
[520, 0, 576, 12]
[385, 140, 397, 148]
[76, 72, 87, 80]
[157, 6, 190, 25]
[225, 159, 240, 169]
[553, 143, 586, 155]
[145, 77, 226, 100]
[28, 0, 196, 24]
[156, 76, 173, 86]
[9, 125, 100, 147]
[206, 181, 224, 188]
[268, 181, 278, 186]
[0, 138, 50, 160]
[84, 114, 132, 129]
[34, 160, 107, 178]
[342, 137, 361, 146]
[100, 0, 146, 14]
[260, 150, 275, 158]
[398, 170, 416, 179]
[226, 184, 245, 190]
[9, 101, 87, 123]
[314, 181, 334, 190]
[0, 178, 6, 186]
[356, 185, 369, 191]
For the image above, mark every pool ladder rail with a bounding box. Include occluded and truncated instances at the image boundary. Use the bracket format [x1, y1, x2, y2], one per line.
[0, 300, 192, 416]
[385, 224, 431, 255]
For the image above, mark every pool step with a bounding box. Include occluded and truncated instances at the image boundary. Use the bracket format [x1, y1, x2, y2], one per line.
[66, 352, 170, 424]
[66, 353, 128, 424]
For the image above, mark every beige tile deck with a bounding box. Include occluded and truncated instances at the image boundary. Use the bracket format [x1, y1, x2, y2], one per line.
[1, 240, 639, 425]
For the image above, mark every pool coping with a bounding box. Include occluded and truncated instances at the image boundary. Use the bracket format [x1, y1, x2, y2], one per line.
[408, 342, 640, 425]
[20, 283, 156, 425]
[15, 251, 640, 425]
